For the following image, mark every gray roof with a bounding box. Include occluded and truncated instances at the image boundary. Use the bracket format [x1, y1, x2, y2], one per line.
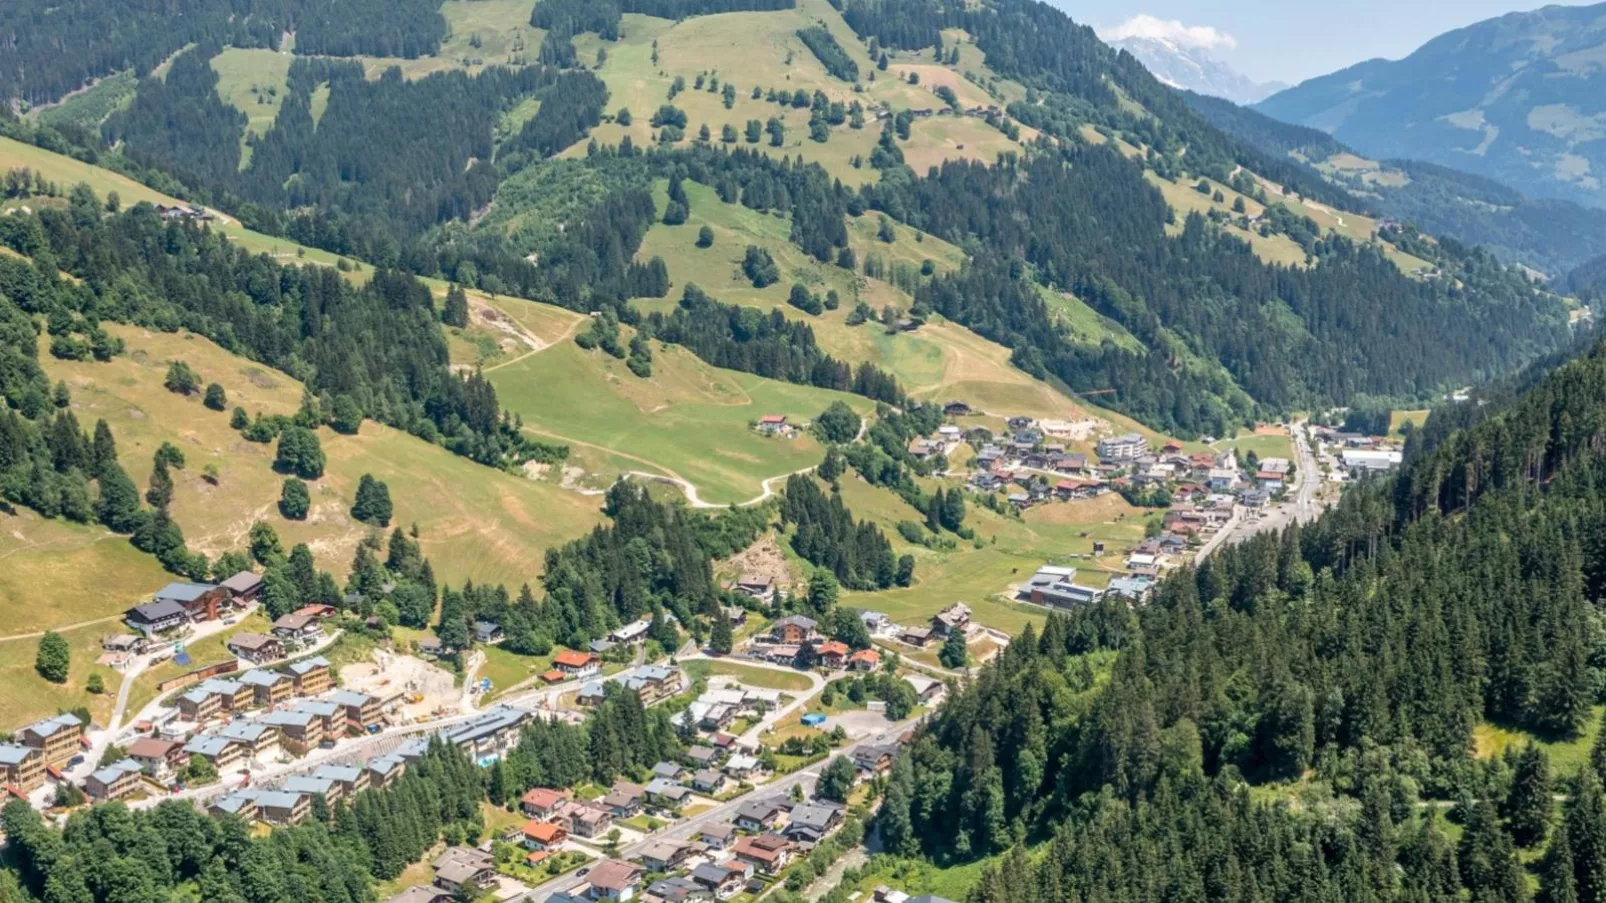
[184, 736, 238, 757]
[252, 789, 307, 811]
[219, 571, 263, 593]
[283, 775, 336, 796]
[129, 600, 187, 623]
[0, 744, 34, 766]
[789, 804, 839, 830]
[89, 758, 143, 786]
[368, 754, 406, 776]
[315, 764, 364, 783]
[286, 656, 331, 676]
[329, 690, 373, 707]
[651, 761, 682, 778]
[25, 712, 82, 737]
[219, 721, 274, 743]
[645, 778, 687, 797]
[294, 700, 341, 717]
[212, 794, 256, 815]
[262, 710, 317, 728]
[444, 706, 527, 746]
[154, 582, 218, 603]
[238, 669, 289, 688]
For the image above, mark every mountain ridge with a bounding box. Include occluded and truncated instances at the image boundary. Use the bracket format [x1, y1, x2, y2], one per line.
[1106, 34, 1285, 104]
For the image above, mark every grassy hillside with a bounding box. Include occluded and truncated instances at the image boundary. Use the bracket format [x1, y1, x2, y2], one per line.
[43, 324, 605, 588]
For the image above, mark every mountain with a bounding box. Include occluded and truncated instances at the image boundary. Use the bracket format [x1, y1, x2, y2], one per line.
[1106, 34, 1285, 104]
[1185, 89, 1606, 276]
[1257, 2, 1606, 209]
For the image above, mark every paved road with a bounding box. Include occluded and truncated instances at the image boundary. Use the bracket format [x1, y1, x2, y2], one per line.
[1224, 420, 1330, 548]
[516, 722, 915, 901]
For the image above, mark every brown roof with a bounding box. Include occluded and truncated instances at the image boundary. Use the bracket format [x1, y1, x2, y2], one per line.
[219, 571, 262, 593]
[588, 858, 643, 891]
[273, 614, 316, 631]
[127, 737, 180, 759]
[229, 632, 277, 651]
[521, 787, 570, 808]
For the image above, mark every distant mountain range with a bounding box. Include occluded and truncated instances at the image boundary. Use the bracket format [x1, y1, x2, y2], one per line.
[1256, 2, 1606, 209]
[1105, 34, 1286, 104]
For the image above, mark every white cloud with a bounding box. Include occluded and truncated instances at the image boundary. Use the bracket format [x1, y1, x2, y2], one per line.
[1099, 14, 1238, 51]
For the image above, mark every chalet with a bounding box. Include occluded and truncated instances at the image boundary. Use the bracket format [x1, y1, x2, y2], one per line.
[176, 688, 222, 723]
[904, 674, 944, 704]
[1239, 489, 1270, 509]
[183, 735, 248, 772]
[286, 656, 332, 695]
[908, 437, 941, 459]
[219, 571, 265, 605]
[930, 602, 971, 637]
[646, 877, 713, 902]
[554, 649, 601, 678]
[851, 744, 897, 776]
[685, 745, 721, 768]
[576, 681, 608, 707]
[0, 745, 43, 793]
[756, 414, 789, 435]
[271, 613, 322, 642]
[552, 799, 612, 837]
[1106, 576, 1155, 603]
[699, 821, 738, 850]
[255, 789, 313, 826]
[721, 606, 750, 629]
[314, 763, 369, 798]
[646, 777, 693, 807]
[211, 792, 259, 821]
[943, 401, 972, 416]
[602, 780, 645, 816]
[433, 847, 497, 896]
[680, 700, 736, 732]
[586, 859, 645, 900]
[228, 633, 284, 664]
[127, 737, 186, 781]
[153, 581, 229, 622]
[294, 699, 344, 735]
[626, 664, 682, 702]
[813, 640, 850, 669]
[729, 574, 776, 604]
[610, 618, 652, 646]
[218, 720, 280, 758]
[969, 472, 1001, 492]
[331, 689, 383, 730]
[759, 643, 800, 664]
[521, 786, 572, 818]
[735, 799, 785, 831]
[284, 774, 341, 805]
[237, 668, 294, 707]
[368, 753, 408, 789]
[692, 768, 727, 794]
[1053, 453, 1088, 473]
[691, 861, 750, 898]
[771, 615, 817, 644]
[847, 648, 880, 672]
[293, 604, 337, 621]
[652, 761, 685, 781]
[126, 600, 190, 637]
[784, 803, 842, 843]
[521, 819, 567, 852]
[899, 625, 933, 647]
[857, 610, 890, 633]
[198, 677, 253, 712]
[261, 709, 323, 755]
[641, 838, 692, 871]
[733, 834, 795, 874]
[416, 637, 451, 659]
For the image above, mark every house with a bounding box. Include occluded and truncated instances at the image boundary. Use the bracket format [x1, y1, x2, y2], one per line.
[943, 401, 972, 416]
[647, 876, 714, 902]
[685, 745, 720, 768]
[784, 803, 842, 843]
[758, 644, 800, 665]
[219, 571, 265, 605]
[721, 606, 749, 628]
[812, 640, 850, 669]
[384, 888, 453, 903]
[847, 648, 880, 671]
[261, 709, 323, 755]
[238, 668, 294, 707]
[907, 437, 941, 459]
[652, 761, 685, 781]
[330, 689, 383, 730]
[78, 758, 139, 801]
[690, 862, 748, 899]
[699, 821, 738, 850]
[1106, 576, 1155, 603]
[691, 768, 726, 794]
[18, 712, 83, 768]
[1125, 552, 1158, 571]
[723, 753, 760, 780]
[587, 858, 645, 900]
[904, 674, 945, 704]
[284, 774, 341, 805]
[294, 700, 344, 735]
[183, 735, 248, 772]
[756, 414, 788, 435]
[218, 720, 280, 758]
[521, 786, 572, 818]
[646, 777, 693, 807]
[1239, 489, 1270, 509]
[851, 744, 897, 776]
[228, 633, 284, 664]
[857, 610, 890, 633]
[641, 838, 692, 871]
[732, 834, 795, 874]
[899, 625, 933, 647]
[416, 636, 451, 659]
[441, 705, 528, 757]
[293, 604, 337, 621]
[126, 600, 190, 637]
[153, 581, 229, 622]
[627, 664, 683, 702]
[127, 737, 186, 781]
[0, 745, 43, 793]
[433, 847, 497, 896]
[729, 575, 776, 604]
[1096, 433, 1147, 462]
[1053, 453, 1088, 472]
[521, 819, 567, 852]
[552, 799, 612, 837]
[577, 681, 608, 707]
[472, 620, 503, 644]
[314, 763, 369, 798]
[177, 688, 222, 723]
[735, 799, 784, 832]
[210, 793, 259, 822]
[771, 615, 818, 644]
[930, 602, 971, 637]
[602, 780, 645, 816]
[271, 614, 322, 642]
[554, 649, 601, 677]
[286, 656, 332, 695]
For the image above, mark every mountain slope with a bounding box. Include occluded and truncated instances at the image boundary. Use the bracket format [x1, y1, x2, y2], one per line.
[1257, 2, 1606, 209]
[1187, 89, 1606, 276]
[1105, 35, 1284, 104]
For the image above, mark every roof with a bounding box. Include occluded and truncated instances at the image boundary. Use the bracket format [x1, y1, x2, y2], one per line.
[218, 721, 274, 743]
[127, 737, 180, 759]
[237, 669, 289, 688]
[179, 689, 215, 707]
[88, 759, 143, 786]
[25, 712, 82, 738]
[774, 615, 817, 630]
[184, 736, 238, 757]
[329, 690, 374, 708]
[588, 859, 643, 892]
[789, 804, 839, 830]
[444, 706, 527, 745]
[219, 571, 263, 593]
[129, 600, 187, 623]
[384, 888, 452, 903]
[814, 640, 849, 657]
[314, 764, 364, 783]
[737, 799, 783, 821]
[369, 754, 407, 776]
[701, 821, 737, 840]
[154, 582, 218, 603]
[638, 664, 675, 682]
[522, 786, 569, 808]
[286, 656, 330, 676]
[261, 710, 318, 728]
[284, 775, 336, 796]
[904, 674, 940, 695]
[554, 650, 596, 668]
[758, 414, 787, 424]
[229, 633, 278, 652]
[693, 768, 724, 785]
[0, 744, 35, 766]
[212, 794, 257, 816]
[523, 820, 565, 842]
[294, 700, 340, 717]
[645, 777, 688, 797]
[273, 614, 317, 631]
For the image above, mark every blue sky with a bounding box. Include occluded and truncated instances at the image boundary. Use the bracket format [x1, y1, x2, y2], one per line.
[1054, 0, 1539, 85]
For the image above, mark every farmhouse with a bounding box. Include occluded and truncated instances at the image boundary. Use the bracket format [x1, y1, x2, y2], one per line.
[554, 649, 600, 677]
[771, 615, 818, 644]
[126, 600, 190, 637]
[228, 633, 283, 663]
[756, 414, 789, 435]
[271, 613, 322, 642]
[930, 603, 971, 636]
[153, 581, 230, 622]
[219, 571, 265, 604]
[433, 847, 497, 896]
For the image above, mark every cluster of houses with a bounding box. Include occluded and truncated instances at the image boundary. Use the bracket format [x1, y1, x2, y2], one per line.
[153, 203, 215, 222]
[122, 573, 264, 641]
[744, 615, 881, 672]
[0, 713, 89, 797]
[575, 664, 684, 706]
[210, 705, 531, 828]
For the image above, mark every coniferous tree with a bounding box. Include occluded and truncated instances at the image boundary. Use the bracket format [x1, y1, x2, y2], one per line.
[279, 477, 311, 520]
[1506, 744, 1554, 848]
[34, 631, 68, 684]
[351, 474, 394, 527]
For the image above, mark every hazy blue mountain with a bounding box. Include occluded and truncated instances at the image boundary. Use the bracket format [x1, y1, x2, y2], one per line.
[1107, 34, 1285, 104]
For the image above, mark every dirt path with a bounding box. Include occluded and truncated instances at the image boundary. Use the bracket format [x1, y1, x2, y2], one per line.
[0, 613, 125, 644]
[482, 310, 584, 373]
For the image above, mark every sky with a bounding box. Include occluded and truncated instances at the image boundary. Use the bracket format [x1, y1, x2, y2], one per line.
[1056, 0, 1544, 85]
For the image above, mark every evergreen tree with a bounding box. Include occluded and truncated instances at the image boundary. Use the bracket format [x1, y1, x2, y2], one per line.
[95, 462, 143, 532]
[203, 383, 227, 411]
[709, 611, 733, 654]
[1506, 744, 1554, 848]
[351, 474, 394, 527]
[145, 459, 174, 509]
[274, 426, 325, 479]
[279, 477, 311, 520]
[939, 629, 967, 669]
[34, 631, 68, 684]
[442, 284, 470, 328]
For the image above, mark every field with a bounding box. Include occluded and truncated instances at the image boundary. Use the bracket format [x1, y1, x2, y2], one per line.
[32, 71, 138, 130]
[353, 0, 547, 80]
[685, 659, 813, 692]
[834, 477, 1155, 634]
[44, 324, 604, 589]
[1213, 426, 1294, 463]
[0, 136, 358, 278]
[0, 514, 172, 634]
[210, 48, 294, 166]
[1473, 708, 1605, 778]
[1390, 409, 1431, 435]
[564, 0, 1033, 180]
[0, 622, 121, 730]
[486, 321, 870, 505]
